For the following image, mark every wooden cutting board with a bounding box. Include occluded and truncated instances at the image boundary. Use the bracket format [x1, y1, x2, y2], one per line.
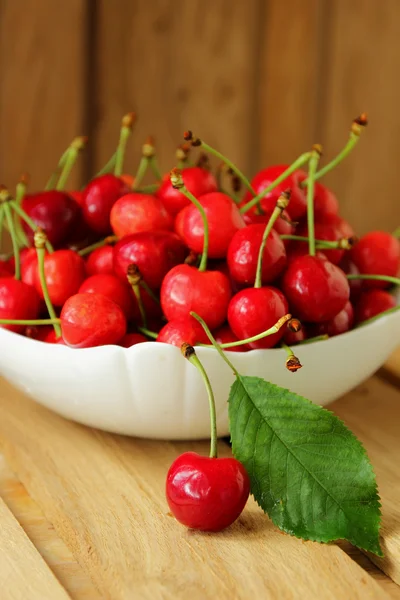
[0, 375, 399, 599]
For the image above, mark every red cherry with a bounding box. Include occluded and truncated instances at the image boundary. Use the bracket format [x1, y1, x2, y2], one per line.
[213, 324, 246, 352]
[34, 249, 86, 307]
[43, 329, 67, 345]
[339, 254, 363, 301]
[317, 213, 355, 239]
[283, 325, 307, 345]
[68, 190, 84, 207]
[227, 224, 286, 286]
[282, 255, 350, 323]
[6, 247, 32, 273]
[228, 287, 289, 349]
[26, 324, 53, 341]
[78, 274, 135, 320]
[113, 231, 187, 289]
[0, 279, 41, 333]
[0, 262, 12, 278]
[157, 315, 209, 347]
[296, 221, 345, 265]
[350, 231, 400, 289]
[110, 193, 173, 238]
[311, 301, 354, 337]
[85, 246, 115, 276]
[61, 292, 126, 348]
[243, 207, 294, 237]
[21, 248, 39, 287]
[21, 191, 81, 247]
[156, 167, 217, 216]
[174, 209, 185, 240]
[166, 452, 250, 531]
[161, 265, 231, 331]
[119, 332, 148, 347]
[82, 174, 129, 235]
[297, 177, 339, 219]
[177, 192, 245, 259]
[354, 289, 396, 324]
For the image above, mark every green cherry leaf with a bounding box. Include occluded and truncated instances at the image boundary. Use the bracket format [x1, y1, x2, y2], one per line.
[229, 375, 383, 556]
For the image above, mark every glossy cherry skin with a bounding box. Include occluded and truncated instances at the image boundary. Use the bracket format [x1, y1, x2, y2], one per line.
[110, 193, 173, 238]
[354, 289, 396, 324]
[227, 224, 286, 286]
[156, 167, 218, 216]
[213, 324, 246, 352]
[21, 248, 39, 287]
[310, 301, 354, 337]
[61, 292, 126, 348]
[296, 221, 345, 265]
[177, 192, 245, 259]
[78, 274, 135, 320]
[157, 316, 209, 347]
[34, 249, 86, 307]
[82, 174, 130, 235]
[243, 207, 294, 238]
[350, 231, 400, 289]
[113, 231, 187, 289]
[119, 332, 148, 347]
[166, 452, 250, 531]
[296, 177, 339, 220]
[21, 191, 81, 247]
[85, 246, 115, 276]
[161, 265, 231, 331]
[282, 255, 350, 323]
[228, 286, 289, 349]
[0, 279, 41, 333]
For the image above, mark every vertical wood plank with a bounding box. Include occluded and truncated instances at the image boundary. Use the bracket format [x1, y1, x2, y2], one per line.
[93, 0, 260, 178]
[319, 0, 400, 233]
[0, 0, 88, 192]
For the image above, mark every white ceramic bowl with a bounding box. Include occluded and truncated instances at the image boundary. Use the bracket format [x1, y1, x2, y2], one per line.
[1, 305, 399, 440]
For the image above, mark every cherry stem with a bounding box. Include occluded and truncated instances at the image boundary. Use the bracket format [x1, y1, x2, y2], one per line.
[189, 312, 240, 377]
[196, 312, 292, 349]
[94, 152, 117, 179]
[3, 202, 20, 279]
[135, 183, 160, 194]
[254, 191, 290, 288]
[132, 157, 150, 190]
[306, 147, 321, 256]
[355, 304, 400, 328]
[10, 200, 54, 253]
[114, 113, 136, 177]
[281, 341, 302, 372]
[0, 318, 61, 326]
[239, 152, 311, 215]
[127, 265, 148, 328]
[34, 230, 62, 338]
[0, 205, 5, 250]
[139, 280, 160, 305]
[347, 274, 400, 286]
[14, 176, 30, 247]
[392, 226, 400, 239]
[78, 235, 118, 257]
[170, 169, 209, 272]
[280, 233, 354, 250]
[149, 157, 162, 181]
[56, 137, 87, 191]
[182, 344, 218, 458]
[301, 114, 367, 187]
[45, 148, 69, 191]
[137, 326, 158, 339]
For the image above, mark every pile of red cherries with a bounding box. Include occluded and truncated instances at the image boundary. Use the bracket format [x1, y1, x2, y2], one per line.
[0, 113, 399, 350]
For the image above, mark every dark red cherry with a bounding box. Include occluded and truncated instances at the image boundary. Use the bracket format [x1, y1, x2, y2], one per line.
[34, 249, 86, 307]
[339, 254, 363, 301]
[113, 231, 187, 289]
[281, 255, 350, 323]
[161, 264, 231, 331]
[110, 193, 173, 238]
[283, 325, 307, 345]
[310, 301, 354, 337]
[60, 292, 126, 348]
[85, 246, 115, 276]
[21, 191, 81, 247]
[166, 452, 250, 531]
[0, 279, 41, 333]
[78, 274, 135, 320]
[156, 167, 217, 216]
[227, 224, 286, 286]
[82, 174, 130, 235]
[177, 192, 245, 259]
[228, 286, 289, 349]
[157, 315, 209, 347]
[350, 231, 400, 289]
[119, 332, 148, 347]
[243, 207, 295, 237]
[0, 262, 12, 278]
[354, 289, 396, 324]
[296, 221, 345, 265]
[213, 324, 246, 352]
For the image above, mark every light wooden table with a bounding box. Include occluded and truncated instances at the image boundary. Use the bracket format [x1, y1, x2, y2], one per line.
[0, 374, 399, 599]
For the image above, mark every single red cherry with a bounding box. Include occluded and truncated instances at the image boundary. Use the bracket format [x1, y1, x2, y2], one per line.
[110, 193, 173, 238]
[354, 289, 396, 324]
[61, 292, 126, 348]
[350, 231, 400, 289]
[26, 324, 53, 341]
[157, 315, 209, 347]
[177, 192, 245, 259]
[310, 301, 354, 337]
[21, 248, 39, 287]
[283, 324, 307, 345]
[339, 254, 363, 300]
[85, 246, 115, 276]
[213, 324, 246, 352]
[243, 207, 295, 237]
[316, 213, 355, 240]
[161, 264, 231, 330]
[78, 274, 135, 320]
[282, 255, 350, 323]
[43, 329, 67, 345]
[166, 452, 250, 531]
[82, 174, 130, 235]
[156, 167, 217, 216]
[6, 247, 32, 273]
[34, 249, 86, 307]
[296, 221, 345, 265]
[113, 231, 187, 289]
[119, 332, 148, 347]
[227, 224, 286, 286]
[296, 177, 339, 219]
[0, 279, 41, 333]
[21, 191, 81, 247]
[0, 262, 12, 278]
[228, 287, 289, 349]
[68, 190, 84, 207]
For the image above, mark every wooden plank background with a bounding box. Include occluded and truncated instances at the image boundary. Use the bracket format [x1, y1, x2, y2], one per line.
[0, 0, 399, 234]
